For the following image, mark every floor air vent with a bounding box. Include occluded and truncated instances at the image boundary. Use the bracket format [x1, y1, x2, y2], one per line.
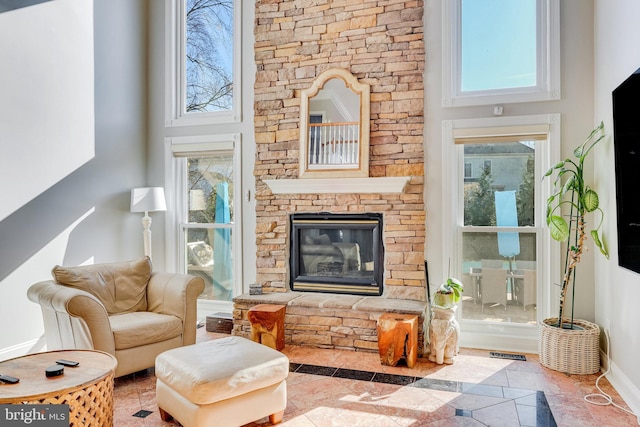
[132, 410, 153, 418]
[489, 352, 526, 361]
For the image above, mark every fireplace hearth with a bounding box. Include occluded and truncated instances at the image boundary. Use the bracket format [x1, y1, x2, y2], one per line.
[289, 212, 384, 296]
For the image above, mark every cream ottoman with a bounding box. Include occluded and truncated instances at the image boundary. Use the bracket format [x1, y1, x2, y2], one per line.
[155, 336, 289, 427]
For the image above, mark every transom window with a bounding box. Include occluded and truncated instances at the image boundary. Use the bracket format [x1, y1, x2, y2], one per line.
[442, 0, 560, 107]
[461, 0, 536, 92]
[166, 0, 241, 125]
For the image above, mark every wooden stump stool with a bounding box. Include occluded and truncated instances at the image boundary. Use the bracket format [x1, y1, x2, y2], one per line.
[377, 313, 418, 368]
[248, 304, 286, 351]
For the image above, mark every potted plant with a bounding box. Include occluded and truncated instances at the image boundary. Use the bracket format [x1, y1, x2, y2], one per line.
[432, 277, 464, 309]
[428, 277, 463, 364]
[539, 121, 608, 374]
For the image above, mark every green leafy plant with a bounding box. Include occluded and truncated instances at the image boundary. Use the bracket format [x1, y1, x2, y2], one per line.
[433, 277, 464, 307]
[543, 121, 609, 328]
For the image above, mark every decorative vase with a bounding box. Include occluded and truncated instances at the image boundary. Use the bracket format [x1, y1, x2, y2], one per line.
[428, 306, 460, 365]
[538, 317, 600, 375]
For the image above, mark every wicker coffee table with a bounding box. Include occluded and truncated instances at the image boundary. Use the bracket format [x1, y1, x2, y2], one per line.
[0, 349, 117, 426]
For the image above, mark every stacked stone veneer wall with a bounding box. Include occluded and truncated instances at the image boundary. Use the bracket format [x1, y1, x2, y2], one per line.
[253, 0, 427, 302]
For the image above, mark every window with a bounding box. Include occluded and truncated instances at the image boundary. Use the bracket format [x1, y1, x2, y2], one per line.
[464, 162, 472, 179]
[166, 134, 242, 310]
[442, 115, 560, 350]
[442, 0, 560, 107]
[165, 0, 248, 314]
[166, 0, 241, 125]
[483, 159, 492, 176]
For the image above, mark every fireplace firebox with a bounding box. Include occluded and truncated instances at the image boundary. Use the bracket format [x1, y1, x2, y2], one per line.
[289, 212, 384, 296]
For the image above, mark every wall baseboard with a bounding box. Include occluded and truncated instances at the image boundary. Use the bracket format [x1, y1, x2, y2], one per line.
[0, 338, 45, 362]
[602, 354, 640, 419]
[459, 329, 538, 354]
[197, 299, 233, 322]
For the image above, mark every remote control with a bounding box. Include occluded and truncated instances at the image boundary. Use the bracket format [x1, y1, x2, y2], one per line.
[0, 374, 20, 384]
[55, 359, 79, 367]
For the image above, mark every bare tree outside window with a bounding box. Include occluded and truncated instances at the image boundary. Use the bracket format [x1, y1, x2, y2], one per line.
[186, 0, 233, 113]
[188, 155, 234, 225]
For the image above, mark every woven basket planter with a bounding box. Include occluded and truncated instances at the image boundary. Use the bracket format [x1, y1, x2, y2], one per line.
[538, 318, 601, 375]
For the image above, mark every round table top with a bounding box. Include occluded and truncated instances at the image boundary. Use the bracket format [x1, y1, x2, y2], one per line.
[0, 349, 117, 403]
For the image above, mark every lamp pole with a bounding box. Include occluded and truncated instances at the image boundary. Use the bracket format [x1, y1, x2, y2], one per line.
[141, 211, 152, 259]
[130, 187, 166, 260]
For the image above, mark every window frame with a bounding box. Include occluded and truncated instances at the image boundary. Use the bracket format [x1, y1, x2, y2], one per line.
[165, 0, 242, 126]
[442, 0, 560, 107]
[441, 114, 561, 352]
[164, 133, 243, 313]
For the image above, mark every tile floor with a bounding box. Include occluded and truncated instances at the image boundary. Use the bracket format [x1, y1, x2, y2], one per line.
[113, 328, 638, 426]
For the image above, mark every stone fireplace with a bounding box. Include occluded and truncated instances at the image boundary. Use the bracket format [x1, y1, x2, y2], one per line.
[252, 0, 426, 301]
[234, 1, 427, 353]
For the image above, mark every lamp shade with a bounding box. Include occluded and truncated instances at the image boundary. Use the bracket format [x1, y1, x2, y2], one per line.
[130, 187, 167, 213]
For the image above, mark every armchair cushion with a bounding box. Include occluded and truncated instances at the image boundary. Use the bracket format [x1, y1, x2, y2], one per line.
[110, 311, 183, 350]
[52, 257, 152, 315]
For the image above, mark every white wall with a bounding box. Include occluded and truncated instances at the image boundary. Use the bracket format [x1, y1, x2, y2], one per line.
[0, 0, 149, 359]
[594, 0, 640, 414]
[0, 0, 94, 222]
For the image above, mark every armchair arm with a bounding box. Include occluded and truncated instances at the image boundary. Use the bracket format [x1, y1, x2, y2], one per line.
[27, 281, 115, 355]
[146, 273, 205, 345]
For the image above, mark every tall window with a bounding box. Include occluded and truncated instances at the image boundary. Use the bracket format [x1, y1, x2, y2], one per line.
[167, 135, 242, 308]
[184, 155, 234, 301]
[167, 0, 240, 125]
[443, 115, 560, 349]
[166, 0, 247, 315]
[442, 0, 560, 107]
[460, 140, 538, 325]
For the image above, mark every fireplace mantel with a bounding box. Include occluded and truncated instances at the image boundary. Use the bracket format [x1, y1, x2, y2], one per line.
[264, 177, 410, 194]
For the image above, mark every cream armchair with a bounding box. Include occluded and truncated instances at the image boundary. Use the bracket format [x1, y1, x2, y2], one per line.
[27, 257, 204, 377]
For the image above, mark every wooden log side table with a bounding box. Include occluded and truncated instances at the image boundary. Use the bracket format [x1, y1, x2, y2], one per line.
[248, 304, 286, 351]
[376, 313, 418, 368]
[0, 349, 118, 427]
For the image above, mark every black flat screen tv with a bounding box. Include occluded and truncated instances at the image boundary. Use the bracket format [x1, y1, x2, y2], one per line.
[612, 67, 640, 274]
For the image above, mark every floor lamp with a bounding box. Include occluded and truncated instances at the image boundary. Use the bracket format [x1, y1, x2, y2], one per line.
[130, 187, 166, 259]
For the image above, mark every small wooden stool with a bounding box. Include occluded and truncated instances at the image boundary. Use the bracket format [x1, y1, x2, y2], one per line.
[376, 313, 418, 368]
[248, 304, 286, 350]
